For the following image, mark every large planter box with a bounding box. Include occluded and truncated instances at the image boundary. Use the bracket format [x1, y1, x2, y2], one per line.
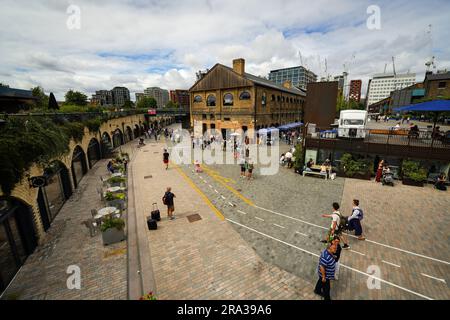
[402, 178, 424, 187]
[106, 199, 125, 209]
[101, 228, 125, 245]
[336, 171, 371, 180]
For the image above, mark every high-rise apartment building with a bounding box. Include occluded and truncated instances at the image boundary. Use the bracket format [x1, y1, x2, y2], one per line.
[135, 93, 144, 103]
[268, 66, 317, 90]
[92, 90, 113, 106]
[366, 73, 416, 106]
[111, 86, 130, 106]
[144, 87, 169, 108]
[349, 80, 362, 102]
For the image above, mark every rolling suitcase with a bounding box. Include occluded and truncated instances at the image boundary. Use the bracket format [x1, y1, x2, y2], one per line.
[147, 217, 157, 230]
[151, 202, 161, 221]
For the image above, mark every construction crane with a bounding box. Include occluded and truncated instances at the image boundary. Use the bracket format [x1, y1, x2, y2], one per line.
[392, 56, 396, 76]
[425, 56, 436, 72]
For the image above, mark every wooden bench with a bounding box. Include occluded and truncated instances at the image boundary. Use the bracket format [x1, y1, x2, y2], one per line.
[303, 170, 327, 179]
[369, 129, 409, 136]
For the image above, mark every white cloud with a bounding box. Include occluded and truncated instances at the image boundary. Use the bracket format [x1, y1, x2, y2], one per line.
[0, 0, 449, 100]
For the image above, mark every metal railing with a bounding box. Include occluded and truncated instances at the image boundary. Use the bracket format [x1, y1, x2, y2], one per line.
[306, 127, 450, 149]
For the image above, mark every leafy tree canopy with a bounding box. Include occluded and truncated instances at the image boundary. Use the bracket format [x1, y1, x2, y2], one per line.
[65, 90, 88, 106]
[31, 86, 49, 110]
[136, 96, 157, 109]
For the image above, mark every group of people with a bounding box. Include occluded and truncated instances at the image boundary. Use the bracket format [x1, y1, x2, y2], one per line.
[238, 157, 254, 179]
[315, 200, 365, 300]
[280, 148, 294, 168]
[281, 130, 300, 145]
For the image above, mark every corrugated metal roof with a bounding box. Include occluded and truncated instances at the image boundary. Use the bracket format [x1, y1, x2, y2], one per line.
[0, 86, 36, 99]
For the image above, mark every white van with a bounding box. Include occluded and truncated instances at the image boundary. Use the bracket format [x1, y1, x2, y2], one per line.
[338, 110, 367, 138]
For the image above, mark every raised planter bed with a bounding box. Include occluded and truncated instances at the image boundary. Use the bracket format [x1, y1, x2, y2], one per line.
[402, 178, 424, 187]
[336, 171, 372, 180]
[101, 228, 125, 245]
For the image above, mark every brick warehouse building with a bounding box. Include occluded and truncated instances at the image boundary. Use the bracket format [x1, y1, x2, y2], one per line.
[170, 89, 190, 112]
[349, 79, 362, 102]
[189, 58, 306, 137]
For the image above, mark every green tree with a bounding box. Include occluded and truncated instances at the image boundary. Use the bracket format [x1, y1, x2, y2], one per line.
[64, 90, 88, 106]
[136, 96, 157, 109]
[31, 86, 49, 110]
[165, 101, 179, 109]
[123, 100, 134, 109]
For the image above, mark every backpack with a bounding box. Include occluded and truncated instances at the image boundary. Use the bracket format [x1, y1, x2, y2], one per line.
[335, 212, 348, 231]
[162, 196, 167, 205]
[353, 208, 364, 220]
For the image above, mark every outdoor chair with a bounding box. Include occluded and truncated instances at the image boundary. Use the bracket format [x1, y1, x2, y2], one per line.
[96, 188, 105, 202]
[82, 219, 99, 237]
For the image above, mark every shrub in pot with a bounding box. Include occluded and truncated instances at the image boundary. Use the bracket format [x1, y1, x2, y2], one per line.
[107, 176, 126, 187]
[339, 153, 371, 180]
[292, 144, 304, 174]
[101, 217, 125, 245]
[105, 192, 126, 207]
[401, 160, 427, 187]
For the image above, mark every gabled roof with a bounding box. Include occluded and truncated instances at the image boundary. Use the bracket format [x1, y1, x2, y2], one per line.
[190, 63, 306, 96]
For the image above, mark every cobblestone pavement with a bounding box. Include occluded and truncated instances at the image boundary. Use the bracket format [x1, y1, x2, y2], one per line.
[2, 159, 127, 300]
[164, 125, 450, 300]
[131, 135, 320, 300]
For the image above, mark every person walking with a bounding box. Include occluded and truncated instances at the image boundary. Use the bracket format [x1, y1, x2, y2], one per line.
[314, 241, 337, 300]
[331, 236, 342, 280]
[247, 159, 254, 180]
[239, 157, 246, 178]
[162, 187, 176, 220]
[347, 199, 365, 240]
[163, 149, 170, 170]
[375, 159, 384, 182]
[321, 202, 350, 249]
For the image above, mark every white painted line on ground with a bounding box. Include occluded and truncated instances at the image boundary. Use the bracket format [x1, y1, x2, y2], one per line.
[382, 260, 401, 268]
[208, 184, 213, 188]
[203, 180, 207, 184]
[226, 218, 433, 300]
[237, 210, 247, 215]
[295, 231, 308, 237]
[350, 250, 366, 256]
[228, 202, 235, 207]
[273, 223, 286, 229]
[253, 204, 450, 266]
[214, 189, 219, 193]
[421, 273, 446, 284]
[254, 216, 265, 222]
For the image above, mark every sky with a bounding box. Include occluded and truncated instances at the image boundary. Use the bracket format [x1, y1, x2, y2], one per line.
[1, 0, 449, 101]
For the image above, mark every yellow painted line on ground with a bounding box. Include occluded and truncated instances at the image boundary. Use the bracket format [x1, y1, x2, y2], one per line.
[172, 163, 225, 221]
[202, 164, 236, 184]
[201, 165, 255, 207]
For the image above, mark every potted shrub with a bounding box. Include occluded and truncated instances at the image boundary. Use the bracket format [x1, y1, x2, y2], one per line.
[107, 176, 126, 187]
[338, 153, 371, 180]
[105, 192, 126, 207]
[401, 160, 427, 187]
[292, 144, 304, 174]
[101, 217, 126, 245]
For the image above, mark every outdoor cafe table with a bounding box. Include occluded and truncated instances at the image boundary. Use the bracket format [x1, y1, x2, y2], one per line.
[111, 172, 123, 178]
[94, 207, 117, 220]
[106, 186, 121, 193]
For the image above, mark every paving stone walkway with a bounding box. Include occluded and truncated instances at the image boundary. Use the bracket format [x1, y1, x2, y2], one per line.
[132, 136, 319, 300]
[2, 159, 127, 300]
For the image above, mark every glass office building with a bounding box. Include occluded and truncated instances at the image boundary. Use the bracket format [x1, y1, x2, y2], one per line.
[268, 66, 317, 90]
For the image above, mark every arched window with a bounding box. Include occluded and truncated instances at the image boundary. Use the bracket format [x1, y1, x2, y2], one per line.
[194, 95, 202, 103]
[271, 94, 275, 101]
[223, 93, 233, 106]
[277, 96, 281, 102]
[206, 94, 216, 106]
[290, 98, 293, 103]
[239, 91, 251, 100]
[262, 92, 266, 106]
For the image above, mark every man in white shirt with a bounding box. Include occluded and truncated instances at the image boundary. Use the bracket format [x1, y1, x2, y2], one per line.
[285, 151, 293, 168]
[321, 202, 350, 249]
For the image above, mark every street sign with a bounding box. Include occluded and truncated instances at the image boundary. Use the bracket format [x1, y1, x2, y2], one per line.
[148, 109, 156, 115]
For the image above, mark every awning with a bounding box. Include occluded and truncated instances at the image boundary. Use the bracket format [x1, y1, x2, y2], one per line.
[258, 127, 278, 134]
[393, 100, 450, 113]
[278, 122, 304, 130]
